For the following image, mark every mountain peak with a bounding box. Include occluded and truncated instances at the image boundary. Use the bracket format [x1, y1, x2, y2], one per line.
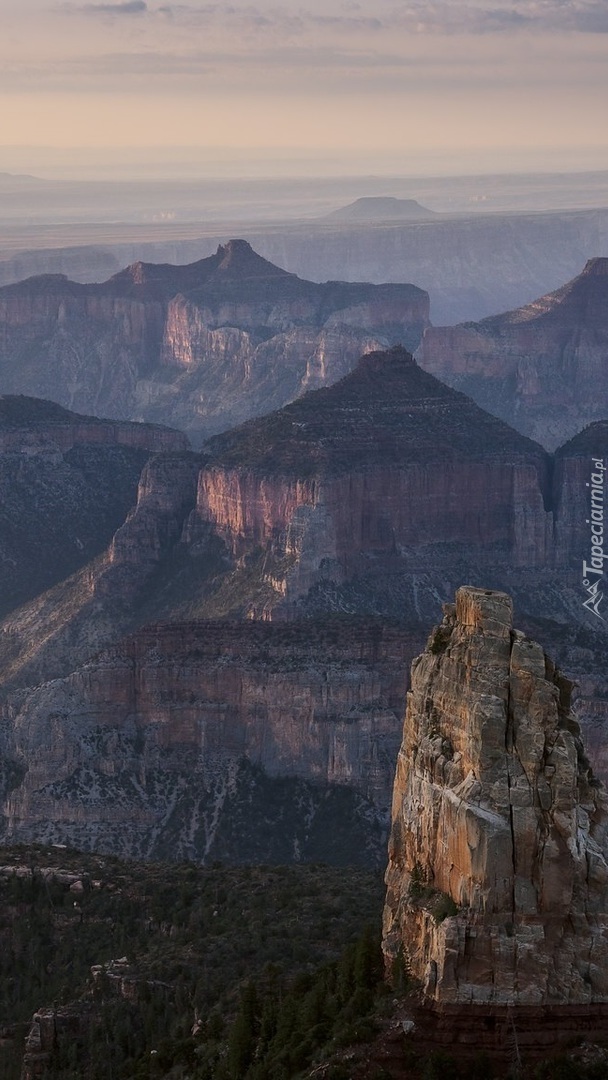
[581, 256, 608, 277]
[213, 239, 293, 280]
[206, 346, 548, 477]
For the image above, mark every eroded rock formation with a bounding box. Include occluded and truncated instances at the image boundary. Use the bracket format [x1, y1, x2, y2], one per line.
[383, 586, 608, 1006]
[417, 258, 608, 449]
[0, 240, 429, 442]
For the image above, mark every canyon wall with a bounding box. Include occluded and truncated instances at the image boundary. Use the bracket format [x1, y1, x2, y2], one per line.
[417, 258, 608, 449]
[1, 353, 607, 867]
[0, 621, 415, 867]
[0, 241, 429, 443]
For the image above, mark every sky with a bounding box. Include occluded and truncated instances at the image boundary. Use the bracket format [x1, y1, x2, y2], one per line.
[1, 0, 608, 178]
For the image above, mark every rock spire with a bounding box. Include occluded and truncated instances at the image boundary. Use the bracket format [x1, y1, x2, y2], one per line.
[383, 586, 608, 1006]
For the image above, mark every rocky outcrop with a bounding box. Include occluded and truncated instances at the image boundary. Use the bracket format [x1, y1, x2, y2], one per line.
[0, 396, 188, 618]
[383, 586, 608, 1009]
[417, 258, 608, 449]
[0, 620, 415, 867]
[21, 1005, 93, 1080]
[0, 240, 429, 443]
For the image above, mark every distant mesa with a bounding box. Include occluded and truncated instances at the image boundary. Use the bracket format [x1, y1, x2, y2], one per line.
[0, 171, 43, 185]
[323, 197, 436, 222]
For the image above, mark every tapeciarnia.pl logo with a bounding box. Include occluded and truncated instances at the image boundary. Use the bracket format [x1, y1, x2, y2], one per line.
[582, 457, 606, 620]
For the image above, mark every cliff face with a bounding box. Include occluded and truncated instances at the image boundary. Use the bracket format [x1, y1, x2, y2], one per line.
[417, 258, 608, 450]
[194, 347, 553, 587]
[0, 240, 429, 443]
[0, 396, 188, 618]
[0, 621, 414, 867]
[4, 350, 607, 708]
[383, 587, 608, 1006]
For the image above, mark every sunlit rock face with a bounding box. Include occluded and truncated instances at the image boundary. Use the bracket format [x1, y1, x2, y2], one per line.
[192, 346, 554, 609]
[383, 586, 608, 1006]
[417, 258, 608, 450]
[0, 240, 429, 443]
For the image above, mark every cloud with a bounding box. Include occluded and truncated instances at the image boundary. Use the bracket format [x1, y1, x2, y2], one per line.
[57, 0, 608, 40]
[376, 0, 608, 35]
[85, 0, 147, 12]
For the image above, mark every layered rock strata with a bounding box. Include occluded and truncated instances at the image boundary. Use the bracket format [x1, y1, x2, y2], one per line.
[0, 240, 429, 442]
[4, 350, 608, 705]
[0, 621, 414, 867]
[417, 257, 608, 449]
[383, 586, 608, 1007]
[195, 346, 553, 598]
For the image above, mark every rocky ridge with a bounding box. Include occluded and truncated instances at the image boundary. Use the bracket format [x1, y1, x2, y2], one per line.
[0, 240, 429, 443]
[417, 257, 608, 449]
[383, 586, 608, 1010]
[4, 203, 607, 327]
[0, 396, 188, 617]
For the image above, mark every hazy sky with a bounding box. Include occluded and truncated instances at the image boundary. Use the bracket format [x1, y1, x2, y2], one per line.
[1, 0, 607, 177]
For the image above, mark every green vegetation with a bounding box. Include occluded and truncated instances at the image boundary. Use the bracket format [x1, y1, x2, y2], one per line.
[0, 846, 385, 1078]
[407, 862, 458, 923]
[2, 845, 607, 1079]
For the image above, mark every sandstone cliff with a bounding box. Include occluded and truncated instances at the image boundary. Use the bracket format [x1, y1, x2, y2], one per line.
[417, 258, 608, 449]
[0, 240, 429, 443]
[193, 345, 553, 612]
[383, 586, 608, 1007]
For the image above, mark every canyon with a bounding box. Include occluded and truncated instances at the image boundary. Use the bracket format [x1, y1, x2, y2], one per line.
[383, 585, 608, 1056]
[418, 257, 608, 449]
[2, 204, 608, 326]
[1, 348, 607, 865]
[0, 239, 428, 444]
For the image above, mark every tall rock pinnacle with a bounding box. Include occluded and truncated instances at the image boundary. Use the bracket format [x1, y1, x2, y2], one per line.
[383, 586, 608, 1007]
